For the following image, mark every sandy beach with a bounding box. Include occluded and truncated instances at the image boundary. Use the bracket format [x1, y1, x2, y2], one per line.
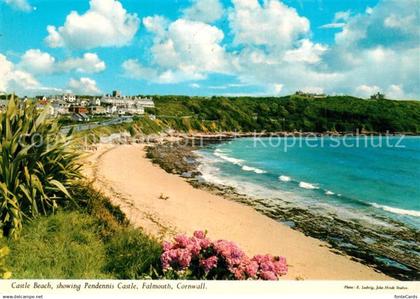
[84, 143, 391, 280]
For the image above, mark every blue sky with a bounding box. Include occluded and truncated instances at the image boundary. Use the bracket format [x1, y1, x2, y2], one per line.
[0, 0, 418, 98]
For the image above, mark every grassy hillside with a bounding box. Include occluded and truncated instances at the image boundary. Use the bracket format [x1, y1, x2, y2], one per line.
[149, 95, 420, 133]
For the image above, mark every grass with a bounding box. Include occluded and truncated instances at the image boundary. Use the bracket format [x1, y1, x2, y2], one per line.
[7, 211, 109, 279]
[104, 228, 163, 279]
[6, 184, 163, 279]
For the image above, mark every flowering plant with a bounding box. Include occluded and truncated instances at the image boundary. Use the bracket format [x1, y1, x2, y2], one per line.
[160, 231, 287, 280]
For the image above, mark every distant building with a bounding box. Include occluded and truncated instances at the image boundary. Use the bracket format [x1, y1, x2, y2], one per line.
[69, 106, 88, 114]
[295, 91, 326, 99]
[370, 92, 385, 100]
[88, 105, 106, 115]
[90, 98, 101, 106]
[50, 94, 76, 103]
[101, 91, 154, 115]
[63, 93, 76, 103]
[52, 99, 71, 115]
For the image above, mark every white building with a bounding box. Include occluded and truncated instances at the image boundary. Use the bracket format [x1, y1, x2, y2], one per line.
[101, 94, 154, 115]
[90, 98, 101, 106]
[62, 94, 76, 103]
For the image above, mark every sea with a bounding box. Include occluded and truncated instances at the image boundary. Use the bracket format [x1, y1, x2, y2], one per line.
[197, 136, 420, 230]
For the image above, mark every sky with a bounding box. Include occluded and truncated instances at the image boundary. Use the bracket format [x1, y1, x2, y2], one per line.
[0, 0, 419, 99]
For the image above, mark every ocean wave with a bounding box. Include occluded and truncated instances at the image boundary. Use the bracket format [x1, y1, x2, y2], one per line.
[370, 203, 420, 217]
[213, 149, 244, 165]
[241, 165, 267, 174]
[279, 175, 291, 182]
[325, 190, 335, 195]
[299, 181, 319, 190]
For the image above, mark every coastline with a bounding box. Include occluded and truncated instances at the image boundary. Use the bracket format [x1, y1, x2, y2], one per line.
[84, 142, 392, 280]
[146, 140, 419, 280]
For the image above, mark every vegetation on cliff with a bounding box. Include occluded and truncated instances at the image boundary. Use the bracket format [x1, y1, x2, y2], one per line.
[149, 95, 420, 133]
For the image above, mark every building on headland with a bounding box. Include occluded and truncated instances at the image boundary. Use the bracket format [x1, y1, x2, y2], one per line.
[370, 92, 385, 100]
[294, 91, 327, 99]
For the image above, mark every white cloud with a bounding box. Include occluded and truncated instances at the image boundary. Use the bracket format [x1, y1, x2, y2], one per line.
[386, 84, 405, 99]
[45, 0, 139, 49]
[190, 83, 200, 88]
[182, 0, 224, 23]
[228, 0, 309, 48]
[152, 19, 227, 73]
[122, 59, 205, 84]
[283, 39, 327, 64]
[0, 53, 66, 96]
[355, 84, 406, 100]
[19, 49, 106, 74]
[68, 77, 101, 95]
[320, 10, 351, 29]
[59, 53, 106, 73]
[3, 0, 33, 12]
[0, 54, 16, 92]
[268, 83, 283, 95]
[355, 85, 381, 98]
[384, 14, 417, 31]
[120, 0, 419, 98]
[126, 18, 229, 83]
[19, 49, 56, 74]
[319, 23, 345, 29]
[0, 54, 39, 93]
[143, 15, 169, 38]
[321, 0, 420, 98]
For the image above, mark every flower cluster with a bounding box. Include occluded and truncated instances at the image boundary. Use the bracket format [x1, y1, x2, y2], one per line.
[160, 230, 287, 280]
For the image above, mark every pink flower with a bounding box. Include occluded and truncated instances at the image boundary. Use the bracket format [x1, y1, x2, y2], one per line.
[245, 261, 259, 278]
[177, 249, 192, 268]
[162, 241, 172, 251]
[198, 237, 211, 249]
[160, 231, 287, 280]
[233, 268, 245, 280]
[174, 235, 190, 248]
[200, 256, 218, 272]
[193, 230, 206, 239]
[260, 271, 277, 280]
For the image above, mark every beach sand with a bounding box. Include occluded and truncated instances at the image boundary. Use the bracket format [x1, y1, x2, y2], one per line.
[84, 144, 391, 280]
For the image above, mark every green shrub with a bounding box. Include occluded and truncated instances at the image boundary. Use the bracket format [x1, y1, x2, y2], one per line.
[6, 211, 109, 279]
[104, 228, 162, 279]
[70, 183, 129, 239]
[0, 96, 82, 238]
